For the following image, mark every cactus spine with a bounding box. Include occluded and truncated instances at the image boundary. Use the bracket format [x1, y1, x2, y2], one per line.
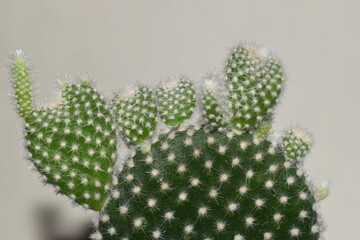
[8, 42, 327, 239]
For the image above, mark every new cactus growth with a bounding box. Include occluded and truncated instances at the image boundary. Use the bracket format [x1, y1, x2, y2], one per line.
[226, 44, 283, 130]
[202, 75, 228, 129]
[156, 78, 196, 126]
[112, 86, 157, 144]
[11, 52, 33, 118]
[8, 42, 327, 239]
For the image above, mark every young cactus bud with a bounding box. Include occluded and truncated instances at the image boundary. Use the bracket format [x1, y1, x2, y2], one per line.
[202, 75, 227, 129]
[255, 120, 272, 139]
[9, 50, 33, 119]
[157, 78, 195, 126]
[225, 43, 284, 130]
[112, 86, 157, 144]
[315, 181, 330, 201]
[282, 128, 312, 161]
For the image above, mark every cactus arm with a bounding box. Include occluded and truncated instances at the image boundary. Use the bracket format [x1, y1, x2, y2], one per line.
[23, 77, 116, 210]
[8, 51, 116, 211]
[9, 50, 34, 119]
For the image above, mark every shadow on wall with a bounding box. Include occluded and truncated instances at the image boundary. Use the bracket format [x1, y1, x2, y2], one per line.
[35, 204, 93, 240]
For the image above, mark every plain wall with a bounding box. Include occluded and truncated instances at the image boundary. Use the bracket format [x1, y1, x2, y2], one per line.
[1, 0, 359, 239]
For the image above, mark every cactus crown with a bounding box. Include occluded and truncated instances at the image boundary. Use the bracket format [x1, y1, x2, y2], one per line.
[8, 42, 327, 239]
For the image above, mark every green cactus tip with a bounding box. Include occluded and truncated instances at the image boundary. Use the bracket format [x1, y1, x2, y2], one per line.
[9, 50, 34, 119]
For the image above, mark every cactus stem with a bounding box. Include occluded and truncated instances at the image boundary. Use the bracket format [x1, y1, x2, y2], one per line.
[9, 50, 33, 119]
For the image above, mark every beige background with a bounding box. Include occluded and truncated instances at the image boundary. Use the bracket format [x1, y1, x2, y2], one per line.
[1, 0, 359, 239]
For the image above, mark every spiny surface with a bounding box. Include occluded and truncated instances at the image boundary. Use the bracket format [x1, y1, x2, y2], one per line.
[283, 129, 311, 161]
[201, 75, 227, 129]
[24, 83, 116, 210]
[11, 54, 33, 118]
[202, 91, 224, 129]
[157, 79, 195, 126]
[112, 87, 157, 144]
[97, 128, 320, 239]
[226, 45, 283, 130]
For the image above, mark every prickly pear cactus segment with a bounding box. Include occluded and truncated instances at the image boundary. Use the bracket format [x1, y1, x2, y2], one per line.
[112, 87, 157, 144]
[282, 129, 311, 161]
[157, 78, 195, 126]
[24, 80, 116, 210]
[9, 51, 33, 118]
[225, 44, 284, 130]
[96, 127, 320, 240]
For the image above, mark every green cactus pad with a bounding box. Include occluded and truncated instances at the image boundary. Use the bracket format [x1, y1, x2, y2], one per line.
[225, 44, 284, 131]
[157, 78, 196, 126]
[24, 81, 116, 210]
[96, 127, 320, 239]
[282, 129, 311, 161]
[112, 87, 157, 144]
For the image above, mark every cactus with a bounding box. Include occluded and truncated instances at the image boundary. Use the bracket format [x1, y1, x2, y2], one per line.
[8, 42, 327, 240]
[9, 51, 116, 211]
